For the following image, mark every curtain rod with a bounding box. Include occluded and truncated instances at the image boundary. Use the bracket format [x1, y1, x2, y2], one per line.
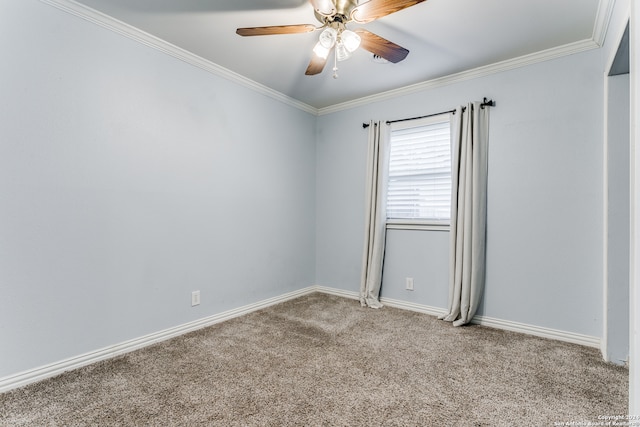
[362, 97, 496, 129]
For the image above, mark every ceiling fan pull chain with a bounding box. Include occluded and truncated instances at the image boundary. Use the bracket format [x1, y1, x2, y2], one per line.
[333, 46, 339, 79]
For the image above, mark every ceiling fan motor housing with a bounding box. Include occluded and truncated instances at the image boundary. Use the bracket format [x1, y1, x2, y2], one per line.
[313, 0, 359, 23]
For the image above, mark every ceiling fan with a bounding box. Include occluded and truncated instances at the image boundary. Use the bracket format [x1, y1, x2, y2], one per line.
[236, 0, 426, 78]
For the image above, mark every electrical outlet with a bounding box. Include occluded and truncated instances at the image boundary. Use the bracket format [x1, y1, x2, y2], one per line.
[405, 277, 414, 291]
[191, 290, 201, 306]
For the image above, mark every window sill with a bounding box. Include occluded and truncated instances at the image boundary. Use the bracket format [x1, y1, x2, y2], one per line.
[385, 220, 450, 231]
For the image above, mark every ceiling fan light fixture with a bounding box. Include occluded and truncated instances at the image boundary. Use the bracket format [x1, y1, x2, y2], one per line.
[335, 40, 351, 62]
[313, 41, 331, 59]
[318, 27, 338, 49]
[341, 29, 361, 53]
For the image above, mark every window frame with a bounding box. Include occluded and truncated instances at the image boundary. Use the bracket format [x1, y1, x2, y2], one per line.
[385, 113, 454, 231]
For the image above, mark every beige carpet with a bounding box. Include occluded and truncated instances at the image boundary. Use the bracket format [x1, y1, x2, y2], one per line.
[0, 293, 628, 426]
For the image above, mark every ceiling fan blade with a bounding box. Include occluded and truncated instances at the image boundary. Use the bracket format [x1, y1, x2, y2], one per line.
[236, 24, 317, 36]
[308, 0, 336, 16]
[355, 29, 409, 63]
[350, 0, 426, 24]
[305, 53, 329, 75]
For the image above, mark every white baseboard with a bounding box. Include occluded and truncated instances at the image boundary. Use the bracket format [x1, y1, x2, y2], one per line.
[382, 295, 600, 348]
[0, 287, 317, 394]
[315, 287, 600, 348]
[380, 296, 449, 318]
[0, 285, 600, 393]
[471, 314, 600, 348]
[313, 285, 360, 301]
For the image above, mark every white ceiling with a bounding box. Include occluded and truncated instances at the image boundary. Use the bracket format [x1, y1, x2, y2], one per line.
[68, 0, 607, 110]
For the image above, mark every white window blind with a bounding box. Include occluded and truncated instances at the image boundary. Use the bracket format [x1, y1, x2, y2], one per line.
[386, 114, 452, 223]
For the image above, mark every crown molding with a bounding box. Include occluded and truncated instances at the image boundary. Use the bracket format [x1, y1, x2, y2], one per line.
[318, 0, 614, 115]
[318, 38, 600, 115]
[38, 0, 319, 116]
[593, 0, 616, 46]
[40, 0, 613, 117]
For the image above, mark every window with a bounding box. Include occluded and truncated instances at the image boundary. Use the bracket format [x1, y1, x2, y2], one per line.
[386, 113, 452, 228]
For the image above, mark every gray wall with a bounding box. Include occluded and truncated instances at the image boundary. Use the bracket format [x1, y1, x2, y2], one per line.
[316, 50, 605, 337]
[601, 0, 632, 369]
[606, 73, 630, 364]
[0, 0, 624, 381]
[0, 0, 316, 378]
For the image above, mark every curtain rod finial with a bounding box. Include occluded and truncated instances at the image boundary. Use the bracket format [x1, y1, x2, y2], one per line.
[481, 97, 495, 109]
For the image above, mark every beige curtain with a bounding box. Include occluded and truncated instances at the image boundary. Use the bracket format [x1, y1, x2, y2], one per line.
[439, 102, 490, 326]
[359, 121, 389, 309]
